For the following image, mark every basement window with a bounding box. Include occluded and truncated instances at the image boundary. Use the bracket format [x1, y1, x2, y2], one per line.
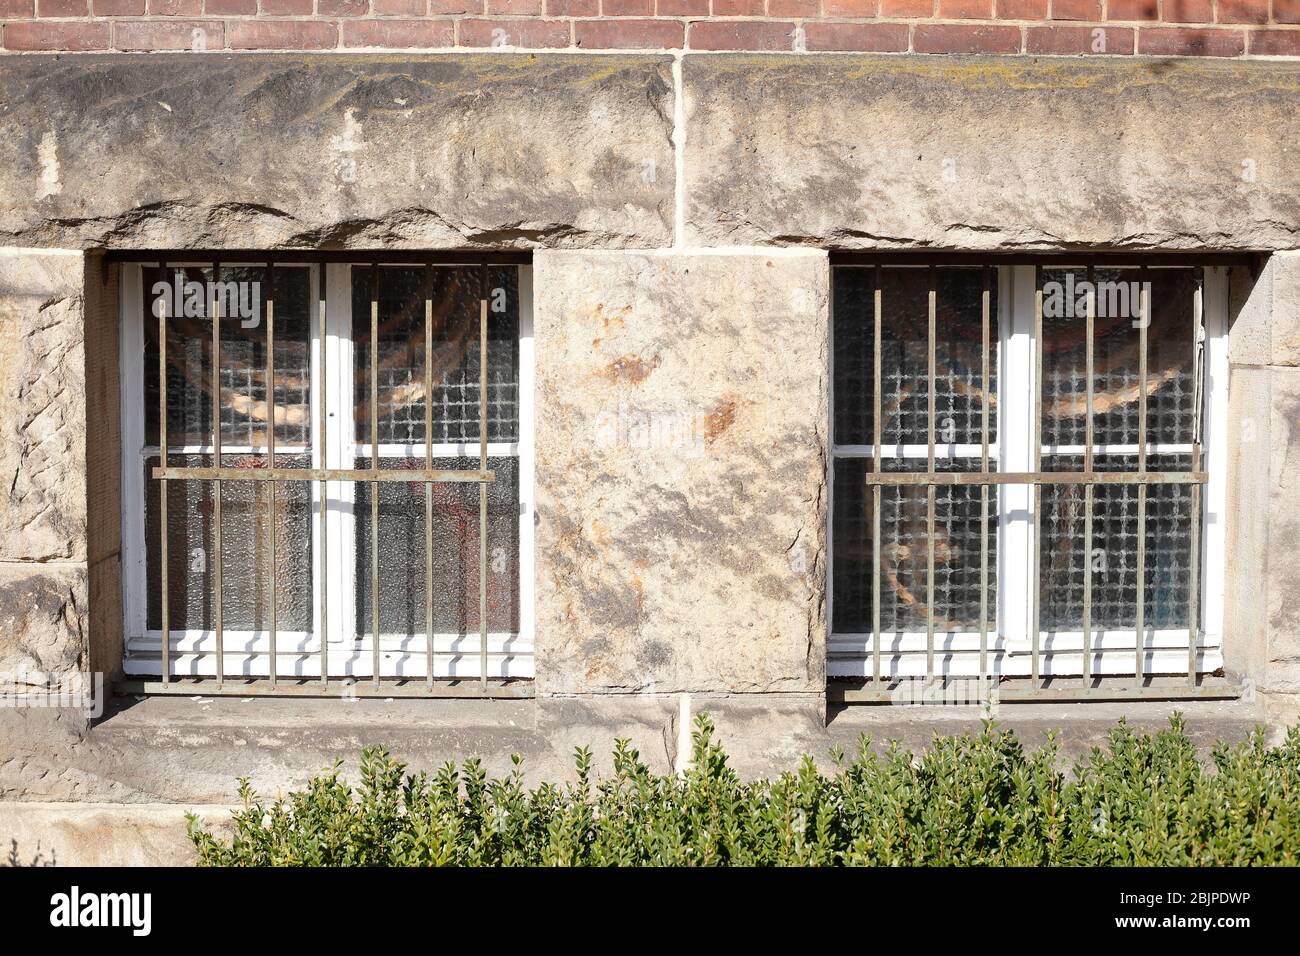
[829, 263, 1228, 693]
[119, 259, 535, 690]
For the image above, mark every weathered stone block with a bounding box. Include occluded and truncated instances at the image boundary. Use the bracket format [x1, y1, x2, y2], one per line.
[0, 562, 88, 693]
[533, 250, 829, 696]
[684, 55, 1300, 251]
[0, 251, 86, 563]
[1269, 252, 1300, 367]
[1266, 367, 1300, 687]
[0, 54, 675, 250]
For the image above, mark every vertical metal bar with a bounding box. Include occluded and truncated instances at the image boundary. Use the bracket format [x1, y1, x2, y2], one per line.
[1082, 265, 1095, 684]
[1135, 267, 1149, 682]
[479, 264, 489, 689]
[1031, 267, 1042, 685]
[159, 269, 171, 686]
[371, 264, 381, 690]
[979, 266, 990, 681]
[926, 267, 936, 679]
[318, 268, 329, 689]
[212, 262, 224, 689]
[872, 266, 882, 685]
[265, 264, 277, 688]
[425, 267, 435, 691]
[1188, 273, 1205, 685]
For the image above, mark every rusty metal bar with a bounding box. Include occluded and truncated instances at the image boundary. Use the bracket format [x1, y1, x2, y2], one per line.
[479, 264, 489, 689]
[158, 269, 171, 686]
[1188, 274, 1206, 685]
[266, 264, 277, 687]
[1031, 267, 1042, 685]
[425, 268, 435, 690]
[862, 470, 1206, 487]
[1135, 267, 1149, 681]
[212, 261, 224, 688]
[318, 268, 328, 689]
[979, 266, 990, 680]
[925, 268, 936, 677]
[872, 265, 882, 684]
[1082, 265, 1095, 684]
[119, 677, 535, 700]
[153, 466, 495, 483]
[371, 264, 381, 690]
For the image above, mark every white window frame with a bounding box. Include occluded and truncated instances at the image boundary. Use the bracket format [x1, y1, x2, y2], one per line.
[827, 264, 1228, 679]
[119, 261, 535, 681]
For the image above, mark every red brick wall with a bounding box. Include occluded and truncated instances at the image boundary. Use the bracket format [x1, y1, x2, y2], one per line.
[1, 0, 1297, 56]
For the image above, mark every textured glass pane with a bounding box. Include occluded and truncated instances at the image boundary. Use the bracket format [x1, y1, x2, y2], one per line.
[834, 267, 997, 447]
[144, 455, 313, 630]
[833, 457, 997, 633]
[353, 457, 519, 636]
[1039, 453, 1195, 631]
[1040, 268, 1196, 448]
[144, 265, 312, 449]
[353, 266, 519, 446]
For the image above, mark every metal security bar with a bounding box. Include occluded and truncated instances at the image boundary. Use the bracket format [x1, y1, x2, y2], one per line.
[829, 258, 1238, 704]
[133, 256, 522, 698]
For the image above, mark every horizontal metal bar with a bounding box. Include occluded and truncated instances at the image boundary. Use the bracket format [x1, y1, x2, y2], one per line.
[828, 681, 1242, 704]
[116, 678, 534, 700]
[106, 250, 532, 266]
[863, 471, 1206, 487]
[830, 252, 1254, 268]
[152, 466, 495, 483]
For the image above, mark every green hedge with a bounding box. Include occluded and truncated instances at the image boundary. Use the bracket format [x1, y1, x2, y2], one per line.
[188, 715, 1300, 866]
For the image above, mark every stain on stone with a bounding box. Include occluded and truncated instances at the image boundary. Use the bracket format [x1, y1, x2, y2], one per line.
[602, 353, 661, 385]
[704, 397, 740, 443]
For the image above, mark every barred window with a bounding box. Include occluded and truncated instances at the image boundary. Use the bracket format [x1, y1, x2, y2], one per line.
[121, 259, 534, 690]
[829, 262, 1227, 692]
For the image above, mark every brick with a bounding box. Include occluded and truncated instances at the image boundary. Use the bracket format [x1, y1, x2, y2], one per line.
[1161, 0, 1212, 21]
[997, 0, 1046, 17]
[655, 0, 707, 11]
[37, 0, 88, 16]
[602, 0, 652, 13]
[203, 0, 256, 13]
[689, 19, 797, 48]
[803, 20, 908, 48]
[1048, 0, 1098, 19]
[547, 0, 598, 13]
[1105, 0, 1156, 19]
[575, 17, 682, 46]
[913, 22, 1021, 51]
[1026, 23, 1133, 52]
[769, 0, 822, 15]
[1278, 0, 1300, 23]
[114, 19, 223, 49]
[879, 0, 933, 15]
[711, 0, 764, 14]
[342, 18, 454, 44]
[259, 0, 313, 12]
[1138, 25, 1244, 53]
[229, 20, 339, 47]
[3, 21, 111, 49]
[147, 0, 201, 13]
[939, 0, 991, 16]
[488, 0, 541, 12]
[457, 17, 570, 45]
[319, 0, 370, 13]
[0, 0, 35, 13]
[429, 0, 480, 10]
[1215, 0, 1267, 22]
[824, 0, 876, 13]
[374, 0, 424, 11]
[1248, 27, 1300, 53]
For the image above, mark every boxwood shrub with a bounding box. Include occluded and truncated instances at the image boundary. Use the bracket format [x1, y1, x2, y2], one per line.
[188, 714, 1300, 866]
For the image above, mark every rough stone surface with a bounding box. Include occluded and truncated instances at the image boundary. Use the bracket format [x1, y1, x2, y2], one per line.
[1270, 252, 1300, 367]
[0, 252, 86, 563]
[1266, 367, 1300, 695]
[1, 802, 229, 866]
[0, 564, 88, 694]
[533, 251, 829, 696]
[0, 55, 675, 250]
[684, 55, 1300, 251]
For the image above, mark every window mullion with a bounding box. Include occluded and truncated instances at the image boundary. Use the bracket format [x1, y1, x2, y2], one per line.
[999, 265, 1037, 666]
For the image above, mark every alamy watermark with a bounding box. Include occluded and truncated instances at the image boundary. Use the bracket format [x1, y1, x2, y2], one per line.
[1042, 274, 1151, 325]
[0, 670, 105, 718]
[152, 277, 262, 328]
